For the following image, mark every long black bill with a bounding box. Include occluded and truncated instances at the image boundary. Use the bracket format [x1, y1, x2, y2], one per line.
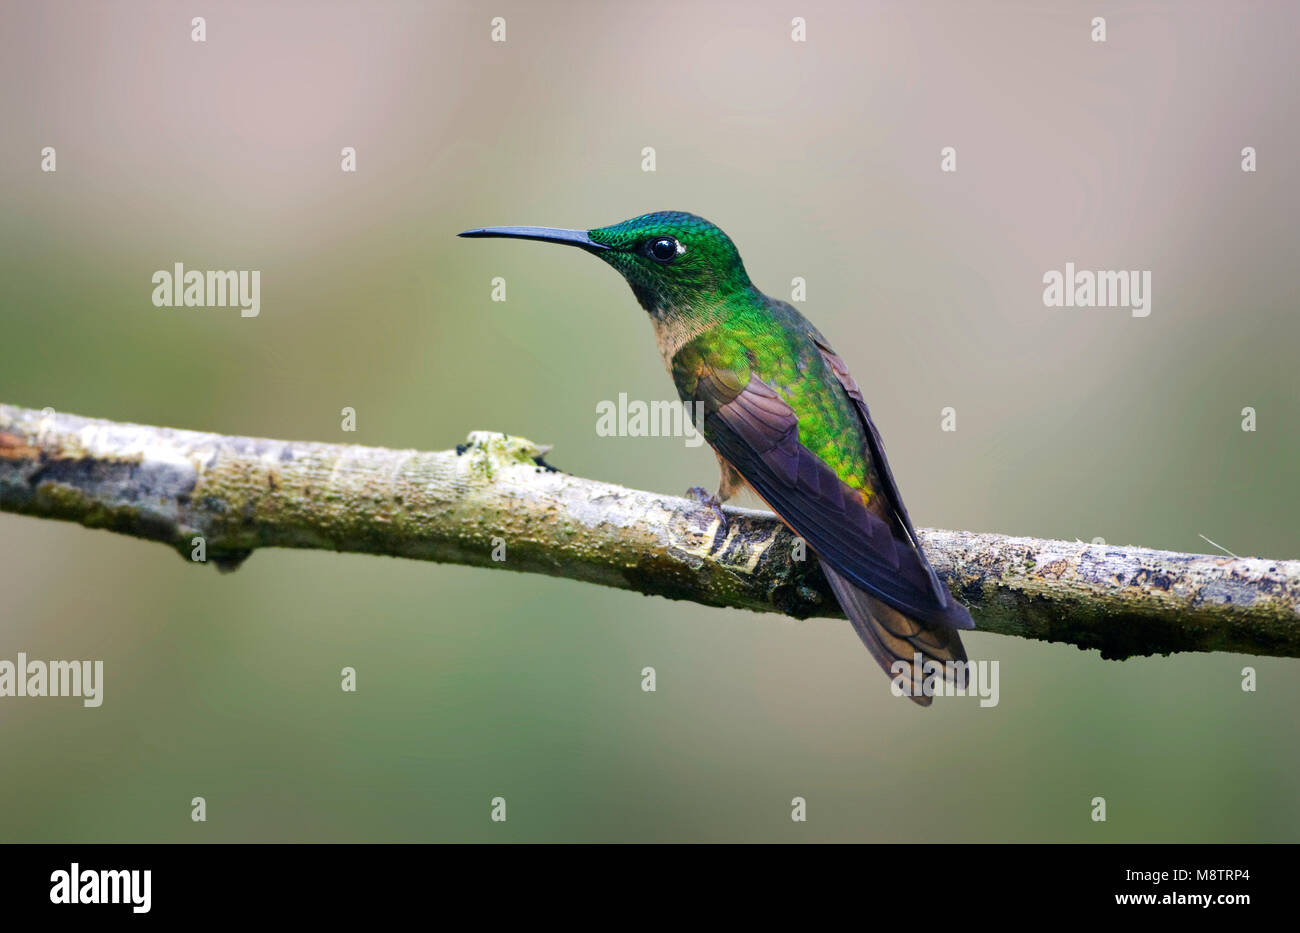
[457, 225, 610, 253]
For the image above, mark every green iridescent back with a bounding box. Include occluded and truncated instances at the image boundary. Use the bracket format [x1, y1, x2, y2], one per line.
[678, 299, 873, 496]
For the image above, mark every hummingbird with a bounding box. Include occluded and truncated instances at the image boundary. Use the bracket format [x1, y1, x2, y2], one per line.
[459, 212, 974, 704]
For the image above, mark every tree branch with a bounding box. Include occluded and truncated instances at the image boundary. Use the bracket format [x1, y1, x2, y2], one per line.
[2, 403, 1296, 660]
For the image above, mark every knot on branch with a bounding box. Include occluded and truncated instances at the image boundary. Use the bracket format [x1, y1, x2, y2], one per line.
[455, 431, 557, 478]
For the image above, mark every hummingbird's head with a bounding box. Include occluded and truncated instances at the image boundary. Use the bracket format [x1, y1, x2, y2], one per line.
[459, 211, 753, 317]
[585, 212, 752, 314]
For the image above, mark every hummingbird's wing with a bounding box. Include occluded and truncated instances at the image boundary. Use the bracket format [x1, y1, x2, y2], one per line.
[674, 331, 972, 703]
[808, 335, 973, 623]
[807, 336, 973, 703]
[675, 337, 972, 632]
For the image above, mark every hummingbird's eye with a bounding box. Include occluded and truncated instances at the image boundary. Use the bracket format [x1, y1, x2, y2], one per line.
[646, 237, 681, 263]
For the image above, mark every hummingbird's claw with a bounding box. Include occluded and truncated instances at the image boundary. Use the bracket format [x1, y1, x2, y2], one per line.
[686, 485, 730, 549]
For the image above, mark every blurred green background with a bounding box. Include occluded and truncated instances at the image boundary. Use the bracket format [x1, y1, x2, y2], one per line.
[1, 0, 1297, 841]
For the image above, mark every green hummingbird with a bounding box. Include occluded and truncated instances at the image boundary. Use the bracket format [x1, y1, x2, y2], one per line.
[459, 211, 974, 704]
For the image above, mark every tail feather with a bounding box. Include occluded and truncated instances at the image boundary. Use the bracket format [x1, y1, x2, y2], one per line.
[822, 563, 968, 707]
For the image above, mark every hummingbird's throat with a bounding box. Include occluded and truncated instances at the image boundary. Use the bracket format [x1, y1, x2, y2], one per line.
[642, 295, 726, 367]
[629, 280, 669, 317]
[628, 278, 715, 322]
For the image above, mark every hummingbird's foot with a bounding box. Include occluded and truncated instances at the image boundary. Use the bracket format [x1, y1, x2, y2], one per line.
[685, 485, 730, 546]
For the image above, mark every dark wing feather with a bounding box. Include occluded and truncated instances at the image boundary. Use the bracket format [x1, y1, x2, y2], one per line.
[822, 563, 969, 706]
[811, 336, 973, 630]
[685, 343, 972, 632]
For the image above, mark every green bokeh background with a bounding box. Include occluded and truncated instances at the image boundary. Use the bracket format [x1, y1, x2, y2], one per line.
[1, 0, 1296, 841]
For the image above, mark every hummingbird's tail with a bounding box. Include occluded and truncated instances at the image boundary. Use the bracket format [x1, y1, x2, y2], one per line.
[821, 564, 968, 707]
